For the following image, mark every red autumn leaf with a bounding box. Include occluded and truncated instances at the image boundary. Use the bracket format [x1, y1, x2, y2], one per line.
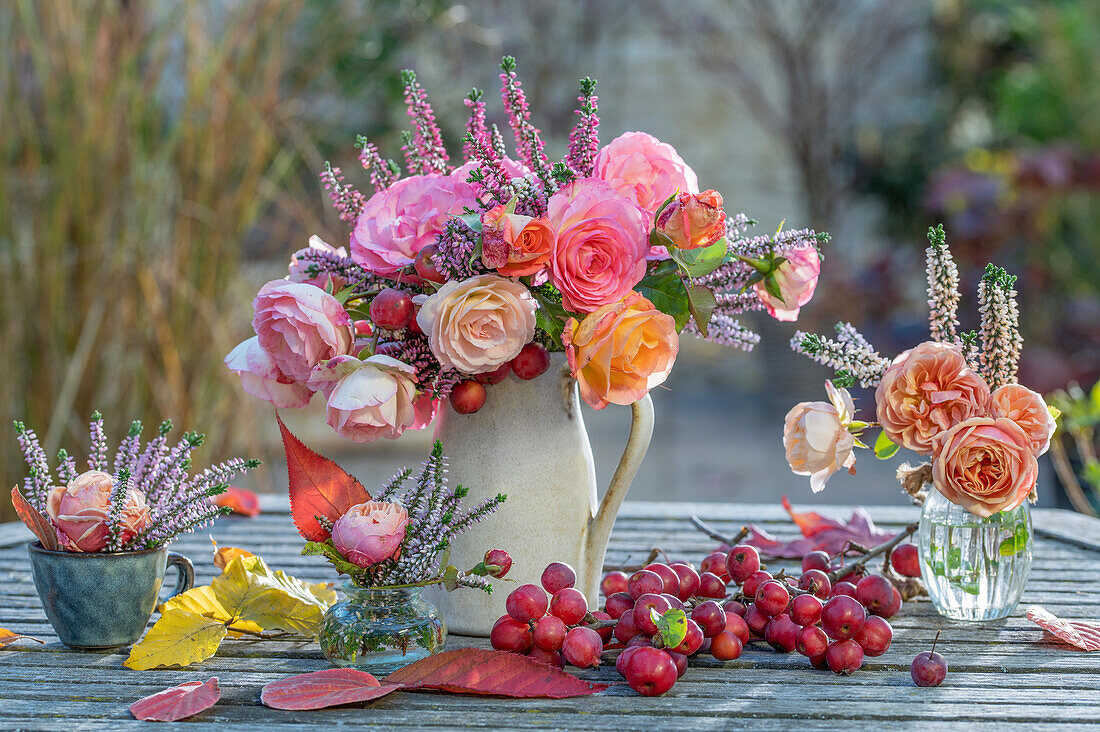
[261, 668, 401, 710]
[10, 487, 59, 551]
[277, 412, 370, 542]
[129, 678, 220, 722]
[384, 648, 609, 698]
[0, 627, 44, 647]
[1027, 606, 1100, 651]
[213, 485, 261, 517]
[740, 497, 896, 559]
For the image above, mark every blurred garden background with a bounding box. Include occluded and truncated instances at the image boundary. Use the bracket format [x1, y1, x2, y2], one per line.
[3, 0, 1099, 524]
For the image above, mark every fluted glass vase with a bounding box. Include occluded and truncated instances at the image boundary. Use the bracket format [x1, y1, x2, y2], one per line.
[917, 488, 1032, 621]
[317, 583, 446, 671]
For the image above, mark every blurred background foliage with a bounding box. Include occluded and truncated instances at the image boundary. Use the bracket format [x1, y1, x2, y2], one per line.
[1, 0, 1097, 522]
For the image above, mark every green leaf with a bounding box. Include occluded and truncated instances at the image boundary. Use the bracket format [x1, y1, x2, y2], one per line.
[532, 291, 571, 348]
[635, 261, 690, 331]
[686, 284, 717, 338]
[946, 547, 962, 571]
[457, 213, 483, 232]
[653, 608, 687, 650]
[302, 540, 364, 580]
[874, 431, 900, 460]
[442, 565, 460, 592]
[999, 524, 1030, 556]
[670, 238, 728, 278]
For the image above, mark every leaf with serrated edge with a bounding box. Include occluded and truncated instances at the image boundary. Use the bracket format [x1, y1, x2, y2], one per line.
[211, 555, 330, 637]
[262, 669, 401, 710]
[130, 678, 220, 722]
[124, 609, 228, 670]
[385, 648, 608, 697]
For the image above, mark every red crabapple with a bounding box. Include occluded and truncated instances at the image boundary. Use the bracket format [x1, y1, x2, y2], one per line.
[483, 549, 512, 578]
[624, 647, 678, 696]
[541, 562, 577, 594]
[796, 625, 829, 658]
[690, 600, 727, 638]
[562, 627, 603, 669]
[490, 616, 532, 653]
[549, 587, 589, 625]
[506, 584, 548, 623]
[827, 639, 864, 675]
[764, 613, 800, 653]
[532, 615, 567, 652]
[696, 572, 727, 599]
[369, 288, 413, 330]
[789, 593, 823, 627]
[449, 380, 487, 414]
[644, 563, 681, 597]
[725, 544, 761, 584]
[511, 342, 551, 380]
[671, 563, 700, 601]
[891, 544, 921, 577]
[628, 570, 664, 600]
[601, 570, 629, 596]
[854, 615, 893, 657]
[710, 631, 743, 661]
[821, 595, 866, 641]
[605, 592, 635, 620]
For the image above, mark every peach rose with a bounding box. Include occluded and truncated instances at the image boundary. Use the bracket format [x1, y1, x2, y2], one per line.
[654, 190, 726, 250]
[876, 342, 991, 455]
[479, 205, 555, 277]
[307, 355, 419, 442]
[252, 280, 355, 383]
[350, 174, 478, 277]
[416, 274, 537, 374]
[563, 292, 679, 410]
[783, 382, 858, 493]
[989, 384, 1057, 457]
[931, 417, 1039, 517]
[46, 471, 151, 552]
[592, 131, 699, 213]
[547, 178, 650, 313]
[754, 244, 821, 322]
[288, 235, 349, 290]
[331, 500, 409, 568]
[224, 336, 313, 409]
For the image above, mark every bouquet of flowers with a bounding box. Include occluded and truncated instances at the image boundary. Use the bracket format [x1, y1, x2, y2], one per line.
[11, 412, 258, 552]
[226, 57, 825, 441]
[782, 225, 1057, 518]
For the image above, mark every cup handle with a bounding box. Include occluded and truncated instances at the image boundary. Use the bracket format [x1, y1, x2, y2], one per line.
[164, 552, 194, 600]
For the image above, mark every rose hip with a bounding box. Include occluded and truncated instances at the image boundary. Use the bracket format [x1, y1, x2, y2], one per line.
[483, 549, 512, 578]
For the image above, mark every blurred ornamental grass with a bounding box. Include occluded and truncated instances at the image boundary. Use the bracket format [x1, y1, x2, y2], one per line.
[0, 1, 336, 521]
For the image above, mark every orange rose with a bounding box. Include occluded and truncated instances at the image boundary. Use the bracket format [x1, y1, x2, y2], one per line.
[654, 190, 726, 250]
[480, 205, 555, 277]
[931, 417, 1038, 517]
[563, 292, 679, 410]
[876, 342, 990, 455]
[988, 383, 1057, 457]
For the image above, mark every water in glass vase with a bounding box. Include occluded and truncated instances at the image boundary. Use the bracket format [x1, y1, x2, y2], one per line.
[318, 583, 446, 671]
[918, 488, 1032, 621]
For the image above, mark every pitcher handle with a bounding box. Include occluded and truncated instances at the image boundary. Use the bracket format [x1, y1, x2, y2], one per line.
[163, 552, 195, 600]
[585, 394, 655, 571]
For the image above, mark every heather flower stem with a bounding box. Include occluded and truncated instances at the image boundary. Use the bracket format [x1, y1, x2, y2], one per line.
[827, 523, 919, 584]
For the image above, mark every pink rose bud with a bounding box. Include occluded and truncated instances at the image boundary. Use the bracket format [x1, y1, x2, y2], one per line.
[753, 244, 822, 322]
[483, 549, 513, 578]
[654, 190, 726, 250]
[331, 501, 409, 568]
[46, 470, 151, 552]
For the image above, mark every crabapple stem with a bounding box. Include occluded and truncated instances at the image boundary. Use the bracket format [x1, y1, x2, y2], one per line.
[689, 515, 750, 547]
[620, 547, 662, 572]
[828, 523, 919, 583]
[930, 629, 941, 656]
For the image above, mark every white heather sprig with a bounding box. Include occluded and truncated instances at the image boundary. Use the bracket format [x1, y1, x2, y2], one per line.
[684, 315, 760, 351]
[791, 330, 891, 388]
[105, 468, 130, 552]
[88, 411, 108, 471]
[925, 224, 962, 344]
[977, 264, 1023, 389]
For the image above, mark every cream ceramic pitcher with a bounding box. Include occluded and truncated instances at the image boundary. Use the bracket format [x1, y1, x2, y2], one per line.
[427, 353, 654, 636]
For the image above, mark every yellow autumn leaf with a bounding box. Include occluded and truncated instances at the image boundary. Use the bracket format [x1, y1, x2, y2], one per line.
[309, 581, 337, 606]
[211, 555, 332, 637]
[124, 609, 228, 670]
[160, 585, 263, 635]
[0, 626, 43, 647]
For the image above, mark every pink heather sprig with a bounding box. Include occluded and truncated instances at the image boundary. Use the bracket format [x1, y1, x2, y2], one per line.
[977, 264, 1023, 389]
[294, 246, 384, 294]
[564, 77, 600, 177]
[461, 127, 514, 208]
[112, 420, 143, 477]
[376, 335, 462, 400]
[925, 224, 962, 345]
[88, 411, 108, 471]
[462, 88, 490, 161]
[105, 468, 131, 552]
[130, 421, 172, 495]
[356, 136, 401, 191]
[56, 448, 78, 486]
[499, 56, 551, 182]
[400, 69, 450, 175]
[320, 162, 366, 224]
[13, 421, 51, 509]
[433, 218, 484, 281]
[142, 432, 202, 506]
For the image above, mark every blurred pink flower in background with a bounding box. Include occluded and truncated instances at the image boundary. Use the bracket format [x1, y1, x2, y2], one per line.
[224, 336, 313, 409]
[251, 280, 354, 383]
[331, 500, 409, 567]
[307, 355, 419, 443]
[754, 244, 821, 322]
[46, 470, 150, 552]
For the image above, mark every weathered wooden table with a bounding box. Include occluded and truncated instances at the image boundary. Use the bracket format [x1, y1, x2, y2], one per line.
[3, 500, 1100, 730]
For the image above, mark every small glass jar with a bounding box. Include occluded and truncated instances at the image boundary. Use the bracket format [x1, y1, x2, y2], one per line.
[918, 488, 1032, 621]
[317, 582, 446, 671]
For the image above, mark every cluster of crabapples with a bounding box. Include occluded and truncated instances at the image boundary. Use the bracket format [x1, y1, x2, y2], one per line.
[487, 539, 945, 696]
[366, 248, 551, 417]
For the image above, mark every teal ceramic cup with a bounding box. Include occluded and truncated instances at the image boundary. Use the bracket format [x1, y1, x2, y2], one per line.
[27, 542, 194, 650]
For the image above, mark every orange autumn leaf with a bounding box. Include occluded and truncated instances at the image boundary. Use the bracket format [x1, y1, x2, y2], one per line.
[0, 627, 44, 647]
[211, 539, 255, 570]
[213, 486, 261, 517]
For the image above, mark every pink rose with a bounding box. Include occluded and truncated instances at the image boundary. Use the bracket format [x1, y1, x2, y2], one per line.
[876, 342, 991, 455]
[46, 471, 151, 552]
[350, 174, 478, 277]
[547, 178, 649, 313]
[989, 383, 1057, 457]
[288, 235, 349, 291]
[308, 355, 419, 443]
[417, 274, 537, 373]
[654, 190, 726, 250]
[783, 382, 858, 493]
[592, 131, 699, 213]
[754, 244, 821, 322]
[932, 417, 1039, 517]
[331, 500, 409, 568]
[224, 336, 312, 409]
[252, 280, 354, 383]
